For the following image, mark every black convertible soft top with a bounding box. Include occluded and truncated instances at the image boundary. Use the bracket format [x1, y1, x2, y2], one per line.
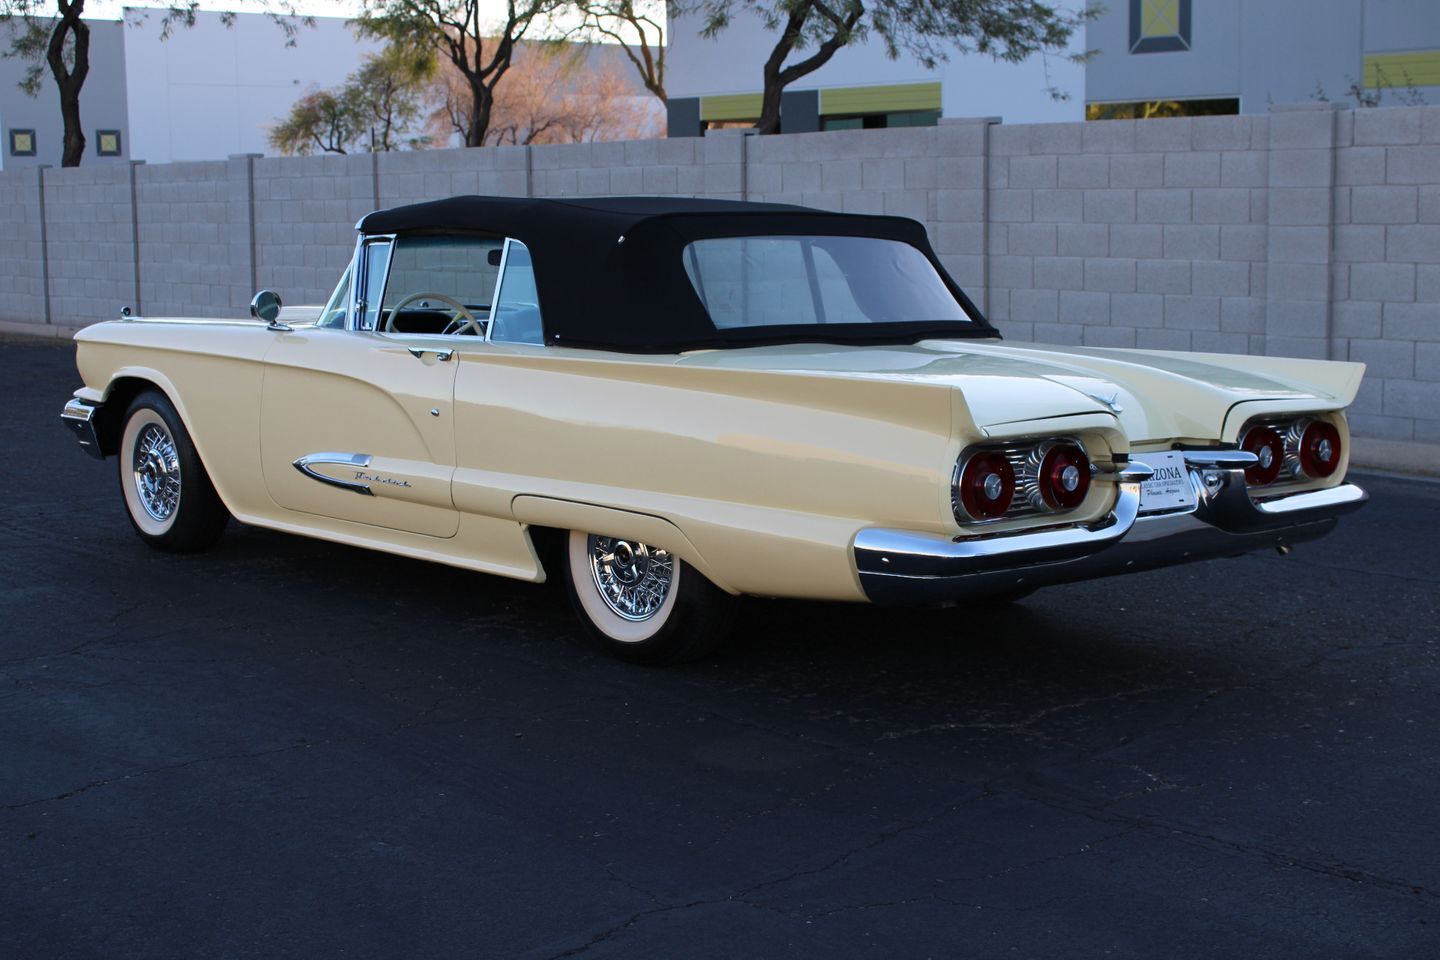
[357, 195, 996, 353]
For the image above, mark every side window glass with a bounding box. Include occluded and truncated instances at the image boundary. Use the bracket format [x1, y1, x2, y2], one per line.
[317, 267, 352, 329]
[382, 234, 503, 336]
[682, 237, 817, 328]
[359, 240, 392, 331]
[490, 240, 544, 345]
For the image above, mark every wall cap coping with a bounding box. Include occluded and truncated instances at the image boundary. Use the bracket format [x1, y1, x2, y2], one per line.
[1269, 101, 1344, 113]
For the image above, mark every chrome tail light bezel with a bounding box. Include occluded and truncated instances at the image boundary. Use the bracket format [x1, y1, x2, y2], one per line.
[1296, 419, 1342, 479]
[1239, 413, 1344, 488]
[953, 437, 1093, 525]
[1239, 424, 1285, 486]
[954, 449, 1016, 521]
[1034, 439, 1091, 511]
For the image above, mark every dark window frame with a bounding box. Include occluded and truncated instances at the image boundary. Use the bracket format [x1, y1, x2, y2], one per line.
[820, 109, 941, 132]
[9, 129, 36, 157]
[1084, 97, 1239, 121]
[1129, 0, 1192, 54]
[96, 129, 122, 157]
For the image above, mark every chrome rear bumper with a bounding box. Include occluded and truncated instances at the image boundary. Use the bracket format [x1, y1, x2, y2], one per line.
[61, 397, 106, 460]
[854, 454, 1367, 605]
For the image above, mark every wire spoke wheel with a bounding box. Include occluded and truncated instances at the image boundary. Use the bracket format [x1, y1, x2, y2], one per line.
[131, 422, 182, 522]
[118, 391, 229, 552]
[564, 529, 736, 664]
[587, 535, 674, 622]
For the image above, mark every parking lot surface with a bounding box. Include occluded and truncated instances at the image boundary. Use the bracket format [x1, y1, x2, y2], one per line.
[3, 337, 1439, 959]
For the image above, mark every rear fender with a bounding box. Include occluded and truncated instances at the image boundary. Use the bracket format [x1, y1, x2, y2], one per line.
[510, 495, 736, 594]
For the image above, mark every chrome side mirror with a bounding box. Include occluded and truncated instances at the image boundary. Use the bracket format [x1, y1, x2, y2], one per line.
[250, 290, 290, 331]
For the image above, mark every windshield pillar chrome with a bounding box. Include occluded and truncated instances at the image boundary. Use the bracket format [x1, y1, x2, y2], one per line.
[484, 238, 514, 343]
[350, 233, 396, 332]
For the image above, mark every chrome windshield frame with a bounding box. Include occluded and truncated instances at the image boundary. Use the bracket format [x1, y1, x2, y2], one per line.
[350, 233, 396, 333]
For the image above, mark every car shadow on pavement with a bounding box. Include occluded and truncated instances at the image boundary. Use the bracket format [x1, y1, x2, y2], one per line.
[198, 518, 1286, 756]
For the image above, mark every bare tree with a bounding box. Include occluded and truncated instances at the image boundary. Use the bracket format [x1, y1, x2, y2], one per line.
[575, 0, 667, 102]
[270, 44, 438, 156]
[695, 0, 1094, 134]
[270, 90, 364, 156]
[358, 44, 440, 150]
[1, 2, 308, 166]
[430, 40, 660, 146]
[358, 0, 567, 148]
[2, 0, 92, 165]
[1310, 65, 1429, 109]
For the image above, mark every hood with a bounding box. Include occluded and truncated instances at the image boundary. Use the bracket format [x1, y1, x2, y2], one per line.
[676, 339, 1365, 441]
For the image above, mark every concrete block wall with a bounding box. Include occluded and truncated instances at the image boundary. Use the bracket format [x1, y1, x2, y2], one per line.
[254, 153, 377, 306]
[2, 103, 1437, 466]
[39, 165, 137, 327]
[527, 136, 740, 202]
[986, 113, 1272, 354]
[0, 168, 48, 326]
[1330, 106, 1440, 446]
[377, 143, 528, 212]
[135, 159, 243, 318]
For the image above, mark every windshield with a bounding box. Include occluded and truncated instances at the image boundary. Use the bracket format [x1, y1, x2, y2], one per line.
[317, 267, 351, 329]
[682, 235, 970, 330]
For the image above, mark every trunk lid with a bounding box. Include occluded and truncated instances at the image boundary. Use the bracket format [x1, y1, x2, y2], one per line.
[675, 339, 1364, 441]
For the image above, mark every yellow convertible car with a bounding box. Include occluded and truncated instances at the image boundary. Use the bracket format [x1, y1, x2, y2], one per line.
[61, 196, 1367, 663]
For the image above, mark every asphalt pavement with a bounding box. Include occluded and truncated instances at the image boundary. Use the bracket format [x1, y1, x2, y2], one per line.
[3, 336, 1439, 959]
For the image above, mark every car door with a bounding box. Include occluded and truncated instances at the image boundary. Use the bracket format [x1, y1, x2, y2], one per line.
[259, 234, 493, 539]
[450, 238, 560, 512]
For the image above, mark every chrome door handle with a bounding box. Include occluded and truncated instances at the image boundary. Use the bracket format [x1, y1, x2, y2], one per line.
[407, 347, 454, 361]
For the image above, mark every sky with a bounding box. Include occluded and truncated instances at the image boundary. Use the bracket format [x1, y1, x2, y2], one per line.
[84, 1, 372, 20]
[83, 1, 639, 47]
[84, 0, 618, 25]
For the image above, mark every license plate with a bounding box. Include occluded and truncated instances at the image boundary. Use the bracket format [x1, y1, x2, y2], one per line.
[1131, 451, 1196, 514]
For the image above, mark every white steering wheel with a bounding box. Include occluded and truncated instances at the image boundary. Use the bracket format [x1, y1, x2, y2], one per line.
[384, 292, 482, 336]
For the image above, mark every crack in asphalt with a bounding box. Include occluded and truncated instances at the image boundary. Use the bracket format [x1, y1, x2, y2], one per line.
[1286, 554, 1440, 586]
[872, 681, 1159, 742]
[801, 827, 1140, 920]
[535, 748, 1440, 959]
[1012, 778, 1440, 903]
[3, 739, 347, 811]
[4, 358, 1436, 960]
[0, 692, 528, 812]
[536, 793, 994, 958]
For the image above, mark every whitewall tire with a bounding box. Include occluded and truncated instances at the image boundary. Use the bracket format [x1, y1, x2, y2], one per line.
[118, 391, 229, 552]
[562, 530, 735, 664]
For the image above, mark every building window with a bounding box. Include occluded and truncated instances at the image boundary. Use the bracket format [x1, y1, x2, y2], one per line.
[9, 129, 36, 157]
[1086, 97, 1238, 121]
[1363, 51, 1440, 90]
[692, 82, 942, 135]
[1129, 0, 1191, 54]
[701, 119, 759, 132]
[698, 93, 764, 131]
[821, 110, 941, 131]
[96, 130, 122, 157]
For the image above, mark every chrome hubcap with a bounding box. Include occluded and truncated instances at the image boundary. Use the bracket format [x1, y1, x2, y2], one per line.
[588, 536, 674, 622]
[132, 423, 180, 522]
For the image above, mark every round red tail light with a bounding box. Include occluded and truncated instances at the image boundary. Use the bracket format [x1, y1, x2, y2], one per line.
[1038, 443, 1090, 510]
[1299, 420, 1342, 478]
[1241, 426, 1285, 485]
[957, 451, 1015, 520]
